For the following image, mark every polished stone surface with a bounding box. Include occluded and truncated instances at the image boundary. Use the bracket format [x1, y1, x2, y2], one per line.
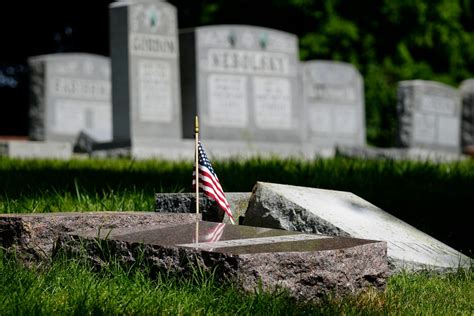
[61, 221, 388, 300]
[77, 221, 378, 255]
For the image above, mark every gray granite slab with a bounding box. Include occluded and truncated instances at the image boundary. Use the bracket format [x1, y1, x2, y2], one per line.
[110, 0, 181, 147]
[59, 221, 387, 300]
[180, 25, 303, 144]
[28, 53, 112, 143]
[0, 140, 72, 159]
[302, 61, 365, 147]
[397, 80, 461, 152]
[155, 192, 251, 224]
[0, 212, 197, 262]
[460, 79, 474, 148]
[243, 182, 472, 272]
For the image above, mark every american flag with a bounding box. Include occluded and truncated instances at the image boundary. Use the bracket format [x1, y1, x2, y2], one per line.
[193, 141, 235, 224]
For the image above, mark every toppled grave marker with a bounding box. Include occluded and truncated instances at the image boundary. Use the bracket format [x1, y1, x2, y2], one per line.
[58, 221, 387, 301]
[243, 182, 472, 272]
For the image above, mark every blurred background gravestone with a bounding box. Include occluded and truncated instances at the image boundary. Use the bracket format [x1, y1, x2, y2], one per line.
[28, 53, 112, 142]
[459, 79, 474, 154]
[180, 25, 303, 145]
[397, 80, 461, 152]
[302, 61, 365, 148]
[109, 0, 181, 154]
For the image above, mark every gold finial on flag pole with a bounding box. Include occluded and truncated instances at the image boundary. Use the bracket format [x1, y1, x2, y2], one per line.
[194, 115, 200, 243]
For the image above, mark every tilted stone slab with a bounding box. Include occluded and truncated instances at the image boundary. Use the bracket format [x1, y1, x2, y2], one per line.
[0, 212, 197, 262]
[58, 221, 387, 301]
[243, 182, 472, 272]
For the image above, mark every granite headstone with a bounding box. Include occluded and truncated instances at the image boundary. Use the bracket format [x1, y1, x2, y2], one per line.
[397, 80, 461, 151]
[180, 25, 303, 144]
[302, 61, 365, 147]
[28, 53, 112, 142]
[460, 79, 474, 149]
[59, 221, 388, 300]
[109, 0, 181, 148]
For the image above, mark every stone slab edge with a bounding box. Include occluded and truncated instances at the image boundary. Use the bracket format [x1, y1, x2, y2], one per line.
[58, 229, 388, 301]
[0, 212, 198, 262]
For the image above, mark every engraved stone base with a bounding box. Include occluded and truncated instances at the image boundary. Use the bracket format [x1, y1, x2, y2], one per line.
[57, 221, 388, 301]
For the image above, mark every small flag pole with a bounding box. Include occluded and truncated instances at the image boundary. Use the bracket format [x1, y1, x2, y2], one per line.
[194, 116, 200, 243]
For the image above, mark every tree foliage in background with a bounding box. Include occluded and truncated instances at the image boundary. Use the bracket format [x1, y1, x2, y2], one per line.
[171, 0, 474, 146]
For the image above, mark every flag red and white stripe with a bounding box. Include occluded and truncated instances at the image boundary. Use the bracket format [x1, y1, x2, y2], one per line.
[192, 141, 235, 224]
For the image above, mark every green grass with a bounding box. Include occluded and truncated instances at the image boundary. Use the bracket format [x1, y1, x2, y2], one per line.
[0, 251, 472, 315]
[1, 156, 473, 254]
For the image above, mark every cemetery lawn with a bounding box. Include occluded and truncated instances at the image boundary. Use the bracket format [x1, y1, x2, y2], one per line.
[0, 251, 472, 315]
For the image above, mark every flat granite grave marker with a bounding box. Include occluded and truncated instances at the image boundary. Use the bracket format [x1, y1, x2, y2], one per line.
[59, 221, 387, 300]
[243, 182, 472, 272]
[180, 25, 303, 144]
[397, 80, 461, 152]
[302, 61, 365, 147]
[110, 0, 181, 150]
[460, 79, 474, 150]
[28, 53, 112, 142]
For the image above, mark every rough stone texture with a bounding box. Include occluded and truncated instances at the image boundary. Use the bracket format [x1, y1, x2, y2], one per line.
[336, 145, 468, 162]
[397, 80, 461, 152]
[0, 140, 72, 159]
[302, 61, 366, 148]
[57, 221, 388, 301]
[243, 182, 473, 272]
[460, 79, 474, 148]
[155, 192, 251, 224]
[28, 53, 112, 143]
[0, 212, 198, 262]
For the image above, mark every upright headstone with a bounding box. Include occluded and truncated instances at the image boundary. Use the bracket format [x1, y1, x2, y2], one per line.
[397, 80, 461, 152]
[302, 61, 365, 147]
[459, 79, 474, 149]
[180, 25, 302, 143]
[109, 0, 181, 147]
[28, 53, 112, 142]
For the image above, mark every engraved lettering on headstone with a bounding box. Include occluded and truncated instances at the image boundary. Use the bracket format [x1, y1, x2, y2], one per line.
[130, 33, 177, 58]
[413, 113, 436, 143]
[420, 95, 456, 115]
[207, 49, 289, 75]
[308, 84, 357, 102]
[52, 100, 111, 138]
[437, 116, 459, 145]
[138, 59, 172, 123]
[254, 77, 292, 129]
[208, 74, 248, 127]
[50, 77, 110, 100]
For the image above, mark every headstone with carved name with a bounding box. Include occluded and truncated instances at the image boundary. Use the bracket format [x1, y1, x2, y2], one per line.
[397, 80, 461, 152]
[180, 25, 303, 144]
[28, 53, 112, 142]
[302, 61, 365, 147]
[460, 79, 474, 149]
[109, 0, 181, 148]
